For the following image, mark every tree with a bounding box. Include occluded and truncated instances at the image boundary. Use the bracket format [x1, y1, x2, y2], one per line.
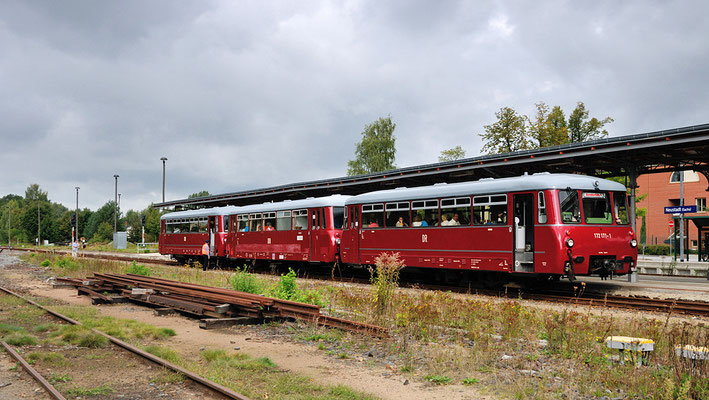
[479, 107, 530, 155]
[528, 102, 569, 148]
[188, 191, 211, 199]
[438, 146, 466, 162]
[347, 116, 397, 176]
[568, 102, 613, 143]
[85, 201, 123, 241]
[24, 184, 48, 203]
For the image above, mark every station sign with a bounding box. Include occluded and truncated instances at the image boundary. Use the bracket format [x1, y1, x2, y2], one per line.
[664, 205, 697, 214]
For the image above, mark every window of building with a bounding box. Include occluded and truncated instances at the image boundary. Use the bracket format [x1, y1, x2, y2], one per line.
[582, 192, 612, 224]
[411, 199, 438, 227]
[537, 192, 547, 224]
[670, 170, 700, 183]
[362, 204, 384, 228]
[237, 215, 249, 231]
[472, 195, 507, 225]
[441, 197, 471, 226]
[559, 190, 581, 223]
[292, 210, 308, 230]
[276, 211, 291, 231]
[613, 192, 630, 224]
[697, 198, 707, 212]
[691, 240, 698, 248]
[385, 202, 410, 227]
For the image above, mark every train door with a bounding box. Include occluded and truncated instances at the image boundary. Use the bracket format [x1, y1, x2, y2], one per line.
[513, 193, 534, 272]
[208, 216, 216, 256]
[310, 208, 323, 261]
[342, 205, 360, 263]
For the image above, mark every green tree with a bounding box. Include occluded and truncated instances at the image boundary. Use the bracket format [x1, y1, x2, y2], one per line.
[188, 191, 211, 199]
[0, 198, 23, 244]
[479, 107, 530, 155]
[438, 145, 466, 162]
[85, 201, 123, 241]
[528, 102, 569, 148]
[347, 116, 397, 176]
[568, 102, 613, 143]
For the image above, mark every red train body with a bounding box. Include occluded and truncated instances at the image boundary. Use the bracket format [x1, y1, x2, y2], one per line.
[159, 173, 637, 281]
[159, 206, 236, 264]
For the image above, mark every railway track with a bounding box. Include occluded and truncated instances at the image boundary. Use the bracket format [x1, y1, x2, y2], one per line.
[4, 246, 709, 317]
[0, 285, 252, 400]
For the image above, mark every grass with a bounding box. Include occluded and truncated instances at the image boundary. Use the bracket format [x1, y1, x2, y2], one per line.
[4, 333, 38, 346]
[27, 351, 67, 366]
[65, 385, 114, 396]
[424, 375, 452, 385]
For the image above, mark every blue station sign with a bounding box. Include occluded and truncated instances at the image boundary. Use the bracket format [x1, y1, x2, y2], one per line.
[664, 205, 697, 214]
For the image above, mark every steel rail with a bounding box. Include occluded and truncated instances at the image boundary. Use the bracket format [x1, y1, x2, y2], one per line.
[0, 285, 252, 400]
[1, 341, 67, 400]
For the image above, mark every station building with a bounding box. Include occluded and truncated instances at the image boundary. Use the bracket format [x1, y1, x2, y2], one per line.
[636, 170, 708, 251]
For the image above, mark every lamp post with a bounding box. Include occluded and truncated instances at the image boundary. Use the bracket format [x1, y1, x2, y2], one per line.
[113, 175, 119, 234]
[118, 193, 121, 209]
[161, 157, 167, 203]
[75, 187, 79, 241]
[6, 204, 10, 247]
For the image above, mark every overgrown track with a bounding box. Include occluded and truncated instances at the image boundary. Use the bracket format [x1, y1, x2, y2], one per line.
[0, 285, 253, 400]
[5, 247, 709, 317]
[1, 340, 67, 400]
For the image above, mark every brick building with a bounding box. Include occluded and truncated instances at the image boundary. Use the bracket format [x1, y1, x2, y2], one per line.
[635, 170, 708, 250]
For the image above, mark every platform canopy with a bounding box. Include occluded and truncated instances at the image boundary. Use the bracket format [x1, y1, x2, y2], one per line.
[155, 123, 709, 210]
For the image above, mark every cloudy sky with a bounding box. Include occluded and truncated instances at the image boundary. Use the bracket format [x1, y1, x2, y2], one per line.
[1, 0, 708, 212]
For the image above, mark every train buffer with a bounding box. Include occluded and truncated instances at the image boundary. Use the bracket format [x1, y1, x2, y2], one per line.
[604, 336, 654, 366]
[675, 344, 709, 361]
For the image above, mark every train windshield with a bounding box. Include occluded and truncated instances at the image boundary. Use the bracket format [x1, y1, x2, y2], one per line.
[581, 192, 613, 224]
[333, 207, 344, 229]
[558, 190, 581, 223]
[613, 192, 630, 225]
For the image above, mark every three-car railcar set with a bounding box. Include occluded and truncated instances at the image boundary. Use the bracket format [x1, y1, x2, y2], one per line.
[159, 173, 638, 282]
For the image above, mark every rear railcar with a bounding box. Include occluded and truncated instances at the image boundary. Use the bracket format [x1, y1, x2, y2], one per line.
[159, 206, 237, 264]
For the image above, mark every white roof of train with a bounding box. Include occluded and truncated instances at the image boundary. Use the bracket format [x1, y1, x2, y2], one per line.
[232, 194, 350, 214]
[161, 205, 239, 221]
[345, 173, 626, 204]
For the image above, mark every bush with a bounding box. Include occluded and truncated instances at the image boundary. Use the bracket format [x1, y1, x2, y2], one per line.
[369, 252, 405, 316]
[229, 266, 263, 294]
[644, 245, 670, 255]
[40, 260, 51, 267]
[55, 257, 79, 271]
[126, 261, 151, 276]
[272, 268, 298, 300]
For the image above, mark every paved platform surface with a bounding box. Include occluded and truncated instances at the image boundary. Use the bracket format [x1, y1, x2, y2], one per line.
[573, 274, 709, 302]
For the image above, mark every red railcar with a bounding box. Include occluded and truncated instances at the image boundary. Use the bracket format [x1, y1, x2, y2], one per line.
[225, 195, 349, 264]
[340, 173, 637, 280]
[159, 206, 237, 264]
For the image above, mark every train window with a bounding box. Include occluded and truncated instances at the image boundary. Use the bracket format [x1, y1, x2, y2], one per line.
[237, 215, 249, 231]
[537, 192, 547, 224]
[385, 202, 410, 228]
[411, 199, 438, 227]
[189, 219, 199, 233]
[321, 208, 327, 229]
[472, 195, 507, 225]
[441, 197, 471, 226]
[559, 190, 581, 223]
[311, 210, 319, 230]
[613, 192, 630, 225]
[362, 203, 384, 228]
[334, 207, 344, 229]
[200, 218, 209, 233]
[263, 212, 276, 231]
[349, 206, 360, 229]
[250, 213, 263, 231]
[276, 211, 291, 231]
[582, 192, 612, 224]
[292, 210, 308, 230]
[165, 221, 173, 234]
[223, 217, 229, 232]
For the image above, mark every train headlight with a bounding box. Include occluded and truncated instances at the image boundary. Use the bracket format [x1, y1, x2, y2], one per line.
[566, 238, 574, 248]
[335, 238, 341, 245]
[630, 239, 637, 248]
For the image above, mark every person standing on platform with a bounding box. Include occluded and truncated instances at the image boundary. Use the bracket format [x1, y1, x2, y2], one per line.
[201, 240, 210, 271]
[71, 239, 79, 257]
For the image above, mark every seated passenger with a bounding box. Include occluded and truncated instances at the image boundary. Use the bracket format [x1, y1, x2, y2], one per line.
[265, 222, 275, 231]
[496, 212, 506, 224]
[256, 224, 262, 231]
[412, 215, 422, 227]
[368, 221, 379, 228]
[421, 219, 428, 226]
[450, 213, 461, 226]
[396, 216, 408, 227]
[242, 226, 249, 232]
[440, 215, 450, 226]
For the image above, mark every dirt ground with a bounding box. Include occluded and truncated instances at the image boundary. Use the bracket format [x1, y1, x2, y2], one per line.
[0, 252, 492, 400]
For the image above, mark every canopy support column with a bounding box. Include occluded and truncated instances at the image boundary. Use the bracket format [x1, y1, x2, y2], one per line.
[628, 168, 639, 283]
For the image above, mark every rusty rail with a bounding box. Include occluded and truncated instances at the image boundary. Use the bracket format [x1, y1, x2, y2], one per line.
[1, 341, 67, 400]
[0, 286, 252, 400]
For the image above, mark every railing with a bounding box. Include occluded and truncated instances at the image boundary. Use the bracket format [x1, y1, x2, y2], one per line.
[136, 242, 159, 253]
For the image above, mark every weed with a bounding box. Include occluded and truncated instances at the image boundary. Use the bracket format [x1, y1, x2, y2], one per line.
[49, 373, 72, 383]
[27, 352, 66, 366]
[33, 323, 60, 333]
[201, 348, 228, 362]
[65, 385, 114, 396]
[77, 332, 109, 348]
[40, 260, 51, 267]
[338, 352, 349, 359]
[318, 343, 326, 350]
[271, 268, 298, 300]
[144, 345, 182, 364]
[462, 377, 479, 385]
[152, 369, 185, 384]
[228, 266, 263, 294]
[369, 252, 405, 316]
[400, 365, 413, 373]
[0, 323, 25, 334]
[126, 260, 152, 276]
[424, 375, 452, 385]
[54, 257, 79, 271]
[4, 333, 38, 346]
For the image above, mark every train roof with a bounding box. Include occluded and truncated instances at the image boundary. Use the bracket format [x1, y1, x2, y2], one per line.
[232, 194, 350, 214]
[345, 173, 626, 204]
[161, 205, 239, 221]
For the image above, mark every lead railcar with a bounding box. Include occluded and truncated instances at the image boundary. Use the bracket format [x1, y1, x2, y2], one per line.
[340, 173, 637, 282]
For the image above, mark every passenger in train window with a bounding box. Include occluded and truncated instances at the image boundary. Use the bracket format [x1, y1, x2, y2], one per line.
[265, 223, 275, 231]
[396, 216, 408, 227]
[369, 221, 379, 228]
[440, 215, 450, 226]
[450, 213, 461, 226]
[256, 223, 262, 231]
[242, 226, 249, 232]
[412, 215, 422, 227]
